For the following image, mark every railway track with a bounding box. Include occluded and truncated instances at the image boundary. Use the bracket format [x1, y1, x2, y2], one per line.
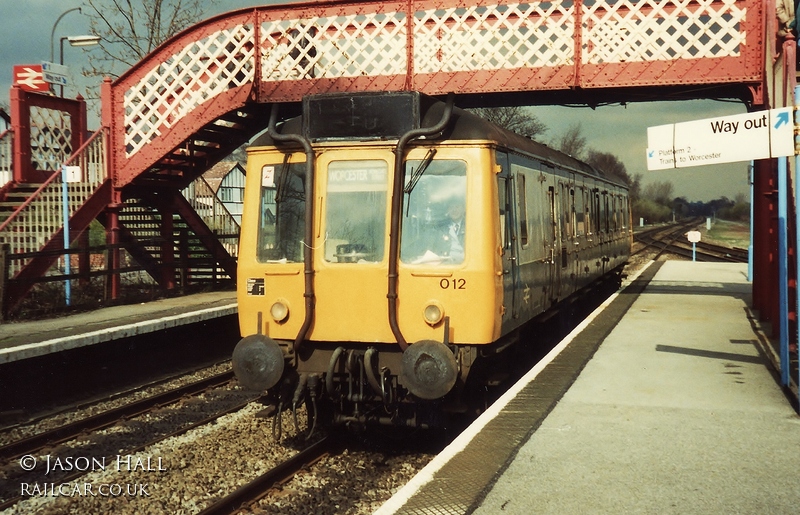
[632, 219, 748, 263]
[0, 368, 258, 511]
[198, 436, 337, 515]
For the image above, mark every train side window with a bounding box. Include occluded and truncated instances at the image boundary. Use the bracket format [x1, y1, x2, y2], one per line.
[612, 195, 618, 232]
[497, 177, 508, 249]
[575, 187, 585, 236]
[594, 191, 601, 234]
[560, 183, 572, 240]
[570, 189, 576, 238]
[517, 174, 529, 247]
[257, 160, 306, 263]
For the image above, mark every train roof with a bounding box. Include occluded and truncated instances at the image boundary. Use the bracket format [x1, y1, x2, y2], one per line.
[254, 92, 626, 188]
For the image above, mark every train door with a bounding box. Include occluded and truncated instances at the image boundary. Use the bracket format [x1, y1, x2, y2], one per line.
[496, 152, 519, 322]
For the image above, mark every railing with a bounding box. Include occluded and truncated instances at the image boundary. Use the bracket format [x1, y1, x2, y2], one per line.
[182, 176, 240, 257]
[0, 128, 109, 277]
[0, 130, 11, 187]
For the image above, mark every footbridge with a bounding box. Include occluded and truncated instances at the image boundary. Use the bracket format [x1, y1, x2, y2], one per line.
[0, 0, 793, 368]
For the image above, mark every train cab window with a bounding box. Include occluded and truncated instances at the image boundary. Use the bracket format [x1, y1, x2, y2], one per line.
[257, 160, 306, 263]
[400, 159, 467, 265]
[324, 160, 388, 263]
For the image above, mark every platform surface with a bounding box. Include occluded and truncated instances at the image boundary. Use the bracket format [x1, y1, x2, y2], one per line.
[0, 290, 237, 364]
[378, 261, 800, 514]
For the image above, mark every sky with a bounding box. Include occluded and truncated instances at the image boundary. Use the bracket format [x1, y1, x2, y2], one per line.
[1, 0, 751, 202]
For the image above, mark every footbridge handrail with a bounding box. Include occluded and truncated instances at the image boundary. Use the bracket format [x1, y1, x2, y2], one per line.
[0, 127, 109, 277]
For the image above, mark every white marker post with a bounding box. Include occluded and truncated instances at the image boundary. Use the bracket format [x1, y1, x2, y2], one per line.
[61, 165, 82, 307]
[687, 230, 701, 262]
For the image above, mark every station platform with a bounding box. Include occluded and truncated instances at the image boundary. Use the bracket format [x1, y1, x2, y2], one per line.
[377, 261, 800, 514]
[0, 290, 237, 364]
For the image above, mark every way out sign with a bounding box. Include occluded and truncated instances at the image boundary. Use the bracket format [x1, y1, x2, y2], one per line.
[646, 108, 794, 170]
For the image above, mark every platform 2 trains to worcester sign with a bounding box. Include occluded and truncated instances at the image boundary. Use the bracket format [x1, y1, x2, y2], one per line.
[232, 92, 630, 431]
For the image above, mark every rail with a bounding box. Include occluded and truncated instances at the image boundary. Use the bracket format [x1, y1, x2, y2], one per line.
[182, 176, 240, 257]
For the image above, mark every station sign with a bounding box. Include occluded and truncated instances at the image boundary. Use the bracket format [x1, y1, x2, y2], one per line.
[646, 108, 795, 170]
[12, 65, 48, 92]
[41, 61, 70, 86]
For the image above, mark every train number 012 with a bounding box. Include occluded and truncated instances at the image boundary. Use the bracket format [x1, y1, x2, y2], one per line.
[439, 278, 466, 290]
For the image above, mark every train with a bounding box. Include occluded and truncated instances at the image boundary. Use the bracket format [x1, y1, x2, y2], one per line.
[232, 91, 631, 432]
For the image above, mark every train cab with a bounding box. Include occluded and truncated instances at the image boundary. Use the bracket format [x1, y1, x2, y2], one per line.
[232, 92, 629, 429]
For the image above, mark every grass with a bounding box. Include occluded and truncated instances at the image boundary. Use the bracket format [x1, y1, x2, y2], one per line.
[700, 218, 750, 250]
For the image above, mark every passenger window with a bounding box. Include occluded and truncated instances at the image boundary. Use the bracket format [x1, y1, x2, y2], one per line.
[517, 174, 528, 247]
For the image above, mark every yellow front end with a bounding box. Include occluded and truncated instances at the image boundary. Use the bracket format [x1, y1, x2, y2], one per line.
[237, 142, 503, 348]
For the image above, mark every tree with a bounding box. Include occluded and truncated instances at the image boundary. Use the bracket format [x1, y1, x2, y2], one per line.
[586, 150, 626, 180]
[83, 0, 218, 79]
[642, 180, 674, 206]
[469, 106, 547, 139]
[0, 100, 10, 132]
[553, 122, 587, 159]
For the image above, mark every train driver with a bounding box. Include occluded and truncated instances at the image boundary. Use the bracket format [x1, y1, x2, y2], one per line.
[409, 197, 466, 264]
[440, 199, 465, 262]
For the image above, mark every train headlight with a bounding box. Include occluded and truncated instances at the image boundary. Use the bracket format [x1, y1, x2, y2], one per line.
[423, 301, 444, 326]
[270, 299, 290, 323]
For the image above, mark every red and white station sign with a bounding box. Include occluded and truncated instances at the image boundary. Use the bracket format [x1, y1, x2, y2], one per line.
[13, 65, 49, 92]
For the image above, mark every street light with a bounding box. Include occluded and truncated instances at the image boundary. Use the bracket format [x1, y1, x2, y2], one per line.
[60, 35, 101, 64]
[59, 35, 100, 97]
[50, 7, 82, 63]
[65, 35, 101, 48]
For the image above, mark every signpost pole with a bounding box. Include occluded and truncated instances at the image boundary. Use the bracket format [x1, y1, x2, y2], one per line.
[795, 85, 800, 393]
[61, 166, 71, 307]
[778, 155, 789, 386]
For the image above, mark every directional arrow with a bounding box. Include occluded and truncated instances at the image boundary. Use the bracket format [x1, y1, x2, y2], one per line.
[774, 110, 790, 129]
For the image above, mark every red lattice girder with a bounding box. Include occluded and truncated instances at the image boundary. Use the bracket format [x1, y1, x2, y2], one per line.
[107, 0, 764, 189]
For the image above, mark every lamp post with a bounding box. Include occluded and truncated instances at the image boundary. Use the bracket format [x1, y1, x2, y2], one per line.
[59, 35, 100, 96]
[50, 7, 81, 63]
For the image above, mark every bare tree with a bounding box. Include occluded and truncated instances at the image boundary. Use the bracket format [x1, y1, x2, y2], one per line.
[554, 122, 587, 159]
[469, 106, 548, 139]
[83, 0, 217, 79]
[0, 101, 10, 131]
[643, 180, 674, 206]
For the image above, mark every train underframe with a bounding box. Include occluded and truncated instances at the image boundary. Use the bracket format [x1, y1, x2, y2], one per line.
[236, 264, 626, 436]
